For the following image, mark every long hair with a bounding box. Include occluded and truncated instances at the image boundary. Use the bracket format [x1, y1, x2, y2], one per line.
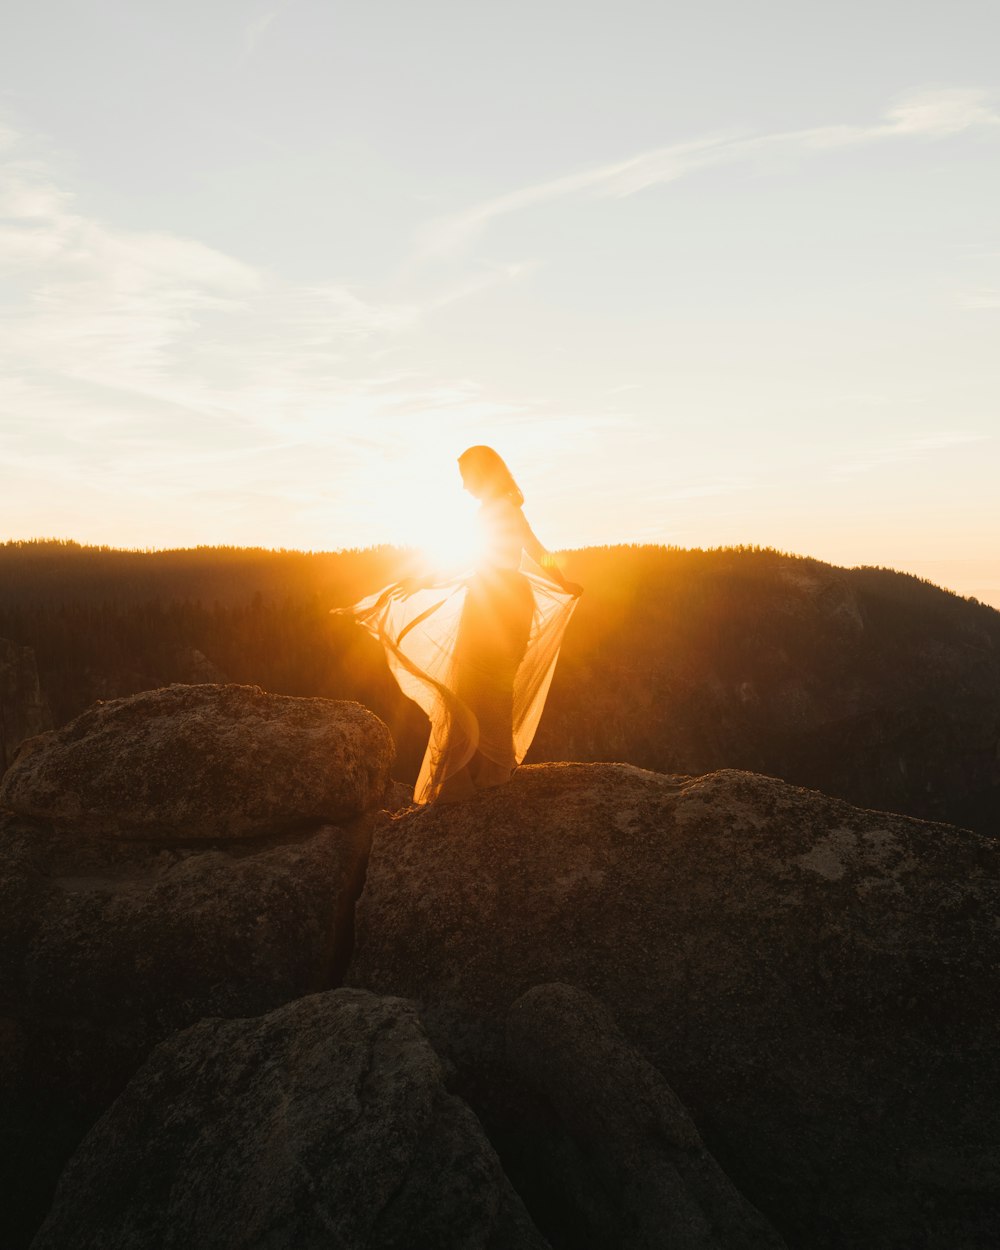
[458, 446, 524, 506]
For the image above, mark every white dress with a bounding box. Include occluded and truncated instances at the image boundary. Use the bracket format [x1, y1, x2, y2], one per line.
[343, 496, 579, 803]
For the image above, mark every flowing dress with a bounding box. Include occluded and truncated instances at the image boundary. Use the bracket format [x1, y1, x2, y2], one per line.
[343, 497, 579, 803]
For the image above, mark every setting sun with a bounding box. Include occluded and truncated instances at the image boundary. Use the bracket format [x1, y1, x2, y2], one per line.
[354, 441, 488, 574]
[411, 492, 484, 574]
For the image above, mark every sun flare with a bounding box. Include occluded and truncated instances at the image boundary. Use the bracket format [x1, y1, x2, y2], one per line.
[410, 491, 483, 574]
[376, 444, 486, 575]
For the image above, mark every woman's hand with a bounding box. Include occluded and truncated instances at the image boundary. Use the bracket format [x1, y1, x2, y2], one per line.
[387, 574, 440, 601]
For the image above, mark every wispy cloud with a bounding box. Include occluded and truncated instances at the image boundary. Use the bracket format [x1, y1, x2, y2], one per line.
[876, 89, 1000, 137]
[2, 84, 996, 551]
[0, 121, 563, 546]
[960, 290, 1000, 309]
[416, 88, 1000, 261]
[0, 130, 427, 430]
[664, 474, 759, 500]
[243, 1, 293, 59]
[0, 118, 544, 445]
[831, 430, 991, 479]
[414, 133, 739, 261]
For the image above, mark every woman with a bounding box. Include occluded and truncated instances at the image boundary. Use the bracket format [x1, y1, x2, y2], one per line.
[339, 446, 581, 804]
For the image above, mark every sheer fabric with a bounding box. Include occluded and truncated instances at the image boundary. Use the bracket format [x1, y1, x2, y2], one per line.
[345, 546, 578, 804]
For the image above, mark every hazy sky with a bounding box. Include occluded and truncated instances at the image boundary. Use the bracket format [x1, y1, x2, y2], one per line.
[2, 2, 998, 604]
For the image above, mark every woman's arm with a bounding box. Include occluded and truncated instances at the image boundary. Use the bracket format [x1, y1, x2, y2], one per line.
[519, 510, 582, 596]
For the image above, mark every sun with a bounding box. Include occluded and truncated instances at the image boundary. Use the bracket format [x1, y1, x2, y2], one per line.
[375, 445, 484, 575]
[410, 489, 483, 575]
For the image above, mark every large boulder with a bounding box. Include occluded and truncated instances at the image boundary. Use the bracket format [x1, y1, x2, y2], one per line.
[503, 983, 787, 1250]
[349, 763, 1000, 1249]
[0, 683, 394, 838]
[1, 814, 371, 1248]
[0, 684, 393, 1248]
[32, 989, 549, 1250]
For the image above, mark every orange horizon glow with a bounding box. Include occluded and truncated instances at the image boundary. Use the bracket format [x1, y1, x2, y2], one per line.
[3, 532, 998, 613]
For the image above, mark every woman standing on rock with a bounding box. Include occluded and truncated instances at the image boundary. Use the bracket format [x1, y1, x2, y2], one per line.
[338, 446, 581, 804]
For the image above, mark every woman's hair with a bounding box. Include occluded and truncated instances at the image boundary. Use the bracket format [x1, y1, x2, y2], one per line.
[458, 445, 524, 506]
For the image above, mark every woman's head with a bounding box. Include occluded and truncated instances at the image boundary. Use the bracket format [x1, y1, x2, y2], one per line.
[458, 445, 524, 505]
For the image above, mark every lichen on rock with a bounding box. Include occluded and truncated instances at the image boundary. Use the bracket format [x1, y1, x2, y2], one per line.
[0, 682, 394, 838]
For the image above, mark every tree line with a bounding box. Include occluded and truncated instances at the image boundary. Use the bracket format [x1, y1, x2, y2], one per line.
[2, 538, 998, 831]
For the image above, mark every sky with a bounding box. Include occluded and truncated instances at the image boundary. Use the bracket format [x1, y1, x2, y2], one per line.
[1, 1, 998, 606]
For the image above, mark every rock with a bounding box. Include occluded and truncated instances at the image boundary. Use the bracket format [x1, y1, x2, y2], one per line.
[502, 983, 787, 1250]
[349, 763, 1000, 1249]
[382, 778, 417, 813]
[1, 810, 371, 1248]
[32, 989, 549, 1250]
[0, 638, 52, 774]
[0, 683, 394, 838]
[0, 684, 392, 1247]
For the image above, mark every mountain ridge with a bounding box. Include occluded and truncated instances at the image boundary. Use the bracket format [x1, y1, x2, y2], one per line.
[1, 541, 998, 835]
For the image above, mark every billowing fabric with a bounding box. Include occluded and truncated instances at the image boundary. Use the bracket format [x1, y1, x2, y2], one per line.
[346, 552, 578, 804]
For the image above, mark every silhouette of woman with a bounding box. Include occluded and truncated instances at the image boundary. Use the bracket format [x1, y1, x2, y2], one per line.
[339, 446, 581, 804]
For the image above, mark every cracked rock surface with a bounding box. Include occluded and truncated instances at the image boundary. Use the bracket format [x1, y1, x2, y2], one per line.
[350, 762, 1000, 1249]
[31, 989, 549, 1250]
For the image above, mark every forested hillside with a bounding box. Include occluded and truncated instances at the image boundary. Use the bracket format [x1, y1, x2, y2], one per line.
[2, 539, 998, 832]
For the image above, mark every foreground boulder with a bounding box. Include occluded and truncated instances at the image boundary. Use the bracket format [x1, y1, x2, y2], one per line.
[0, 685, 392, 1247]
[32, 989, 548, 1250]
[504, 983, 787, 1250]
[350, 763, 1000, 1249]
[1, 817, 372, 1248]
[0, 683, 393, 837]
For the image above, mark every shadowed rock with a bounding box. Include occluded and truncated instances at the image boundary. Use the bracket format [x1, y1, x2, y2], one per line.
[503, 983, 787, 1250]
[0, 684, 393, 1247]
[349, 762, 1000, 1249]
[2, 815, 372, 1248]
[32, 989, 549, 1250]
[0, 683, 393, 838]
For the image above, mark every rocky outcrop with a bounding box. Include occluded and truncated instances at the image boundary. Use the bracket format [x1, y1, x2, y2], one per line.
[7, 671, 998, 1248]
[350, 763, 1000, 1249]
[0, 685, 393, 1247]
[2, 815, 370, 1247]
[503, 983, 787, 1250]
[0, 639, 52, 774]
[0, 683, 393, 837]
[32, 989, 549, 1250]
